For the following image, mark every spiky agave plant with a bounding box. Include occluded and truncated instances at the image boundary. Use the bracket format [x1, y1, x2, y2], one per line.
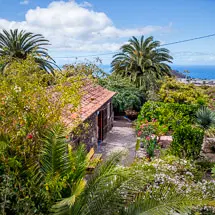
[0, 29, 57, 74]
[111, 36, 173, 88]
[196, 107, 215, 151]
[196, 107, 215, 130]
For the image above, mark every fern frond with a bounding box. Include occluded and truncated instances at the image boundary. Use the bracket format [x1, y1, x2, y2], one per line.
[0, 133, 10, 154]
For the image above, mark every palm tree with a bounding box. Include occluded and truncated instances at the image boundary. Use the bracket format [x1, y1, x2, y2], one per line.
[0, 29, 57, 74]
[31, 124, 88, 204]
[111, 36, 173, 88]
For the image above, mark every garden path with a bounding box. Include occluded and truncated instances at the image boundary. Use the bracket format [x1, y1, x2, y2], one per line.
[97, 118, 136, 166]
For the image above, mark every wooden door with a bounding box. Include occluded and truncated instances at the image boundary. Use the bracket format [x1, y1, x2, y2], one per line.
[98, 111, 103, 141]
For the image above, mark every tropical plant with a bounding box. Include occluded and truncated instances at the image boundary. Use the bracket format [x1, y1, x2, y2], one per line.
[52, 153, 215, 215]
[196, 107, 215, 130]
[0, 29, 57, 74]
[111, 35, 173, 88]
[99, 74, 145, 113]
[196, 107, 215, 151]
[0, 124, 88, 214]
[31, 124, 88, 208]
[0, 56, 85, 214]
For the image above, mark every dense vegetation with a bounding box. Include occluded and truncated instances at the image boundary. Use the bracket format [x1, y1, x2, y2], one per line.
[136, 75, 215, 162]
[99, 74, 145, 114]
[158, 78, 208, 105]
[135, 76, 215, 213]
[0, 56, 85, 214]
[1, 30, 215, 214]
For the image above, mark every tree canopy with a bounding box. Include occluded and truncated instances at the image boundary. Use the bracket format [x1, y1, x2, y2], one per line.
[0, 29, 57, 74]
[111, 36, 173, 88]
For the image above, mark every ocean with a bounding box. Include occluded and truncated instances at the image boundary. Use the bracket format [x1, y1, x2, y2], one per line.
[172, 65, 215, 80]
[101, 65, 215, 80]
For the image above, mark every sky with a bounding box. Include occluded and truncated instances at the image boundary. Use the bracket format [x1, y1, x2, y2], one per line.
[0, 0, 215, 66]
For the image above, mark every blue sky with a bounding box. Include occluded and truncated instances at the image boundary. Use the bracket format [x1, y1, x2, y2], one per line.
[0, 0, 215, 66]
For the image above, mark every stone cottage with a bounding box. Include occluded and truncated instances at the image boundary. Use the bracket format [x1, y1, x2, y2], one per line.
[63, 82, 116, 150]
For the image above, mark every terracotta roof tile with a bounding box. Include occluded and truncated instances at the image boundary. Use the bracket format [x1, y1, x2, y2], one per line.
[80, 82, 116, 120]
[62, 82, 116, 127]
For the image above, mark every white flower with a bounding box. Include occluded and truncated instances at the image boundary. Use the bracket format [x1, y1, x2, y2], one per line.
[14, 85, 22, 93]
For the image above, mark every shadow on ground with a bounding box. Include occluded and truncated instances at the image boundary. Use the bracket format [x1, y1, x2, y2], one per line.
[97, 118, 136, 166]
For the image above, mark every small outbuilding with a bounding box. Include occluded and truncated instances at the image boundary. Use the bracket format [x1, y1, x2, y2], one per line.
[63, 82, 116, 150]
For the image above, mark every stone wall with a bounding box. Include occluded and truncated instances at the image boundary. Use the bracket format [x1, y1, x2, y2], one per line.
[203, 138, 215, 153]
[70, 112, 98, 151]
[202, 138, 215, 162]
[82, 112, 98, 151]
[70, 99, 114, 151]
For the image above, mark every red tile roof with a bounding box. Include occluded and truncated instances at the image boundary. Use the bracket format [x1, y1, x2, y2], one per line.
[80, 82, 116, 121]
[62, 82, 116, 127]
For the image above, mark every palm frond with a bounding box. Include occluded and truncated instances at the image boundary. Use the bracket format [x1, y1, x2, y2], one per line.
[0, 133, 10, 155]
[121, 185, 214, 215]
[0, 29, 58, 74]
[31, 124, 69, 185]
[52, 152, 213, 215]
[111, 35, 173, 88]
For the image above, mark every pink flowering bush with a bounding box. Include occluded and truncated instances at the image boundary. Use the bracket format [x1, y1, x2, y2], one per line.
[136, 119, 168, 159]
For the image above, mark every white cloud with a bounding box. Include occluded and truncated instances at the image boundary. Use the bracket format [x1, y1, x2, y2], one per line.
[20, 0, 29, 5]
[172, 51, 215, 65]
[0, 0, 170, 54]
[80, 1, 93, 8]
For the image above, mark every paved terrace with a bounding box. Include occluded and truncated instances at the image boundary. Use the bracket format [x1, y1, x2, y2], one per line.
[97, 119, 136, 166]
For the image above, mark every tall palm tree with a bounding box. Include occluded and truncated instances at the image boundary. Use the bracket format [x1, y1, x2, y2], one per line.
[0, 29, 57, 74]
[111, 36, 173, 88]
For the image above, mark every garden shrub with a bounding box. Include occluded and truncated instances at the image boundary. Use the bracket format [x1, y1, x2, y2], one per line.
[112, 89, 143, 113]
[0, 56, 87, 214]
[133, 155, 215, 201]
[134, 155, 215, 215]
[137, 101, 199, 131]
[99, 74, 145, 113]
[158, 78, 208, 105]
[171, 124, 204, 159]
